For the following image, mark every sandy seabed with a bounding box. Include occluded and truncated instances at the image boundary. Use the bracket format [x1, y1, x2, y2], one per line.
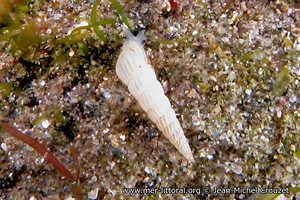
[0, 0, 300, 199]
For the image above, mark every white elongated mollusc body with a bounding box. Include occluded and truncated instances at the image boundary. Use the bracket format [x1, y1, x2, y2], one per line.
[116, 27, 194, 162]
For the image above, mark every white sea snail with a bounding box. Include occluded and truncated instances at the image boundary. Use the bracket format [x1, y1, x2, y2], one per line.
[116, 26, 195, 162]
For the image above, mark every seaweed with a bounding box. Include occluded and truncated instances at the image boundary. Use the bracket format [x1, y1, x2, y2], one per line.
[108, 0, 130, 27]
[0, 121, 78, 181]
[273, 65, 290, 97]
[0, 82, 14, 97]
[221, 0, 235, 15]
[55, 17, 116, 45]
[0, 0, 50, 58]
[56, 0, 130, 45]
[32, 106, 68, 127]
[198, 0, 209, 17]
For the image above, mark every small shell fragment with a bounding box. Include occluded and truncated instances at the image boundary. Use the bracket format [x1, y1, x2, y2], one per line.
[116, 25, 194, 162]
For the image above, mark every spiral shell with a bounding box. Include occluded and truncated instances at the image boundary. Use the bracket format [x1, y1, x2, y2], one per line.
[116, 26, 194, 162]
